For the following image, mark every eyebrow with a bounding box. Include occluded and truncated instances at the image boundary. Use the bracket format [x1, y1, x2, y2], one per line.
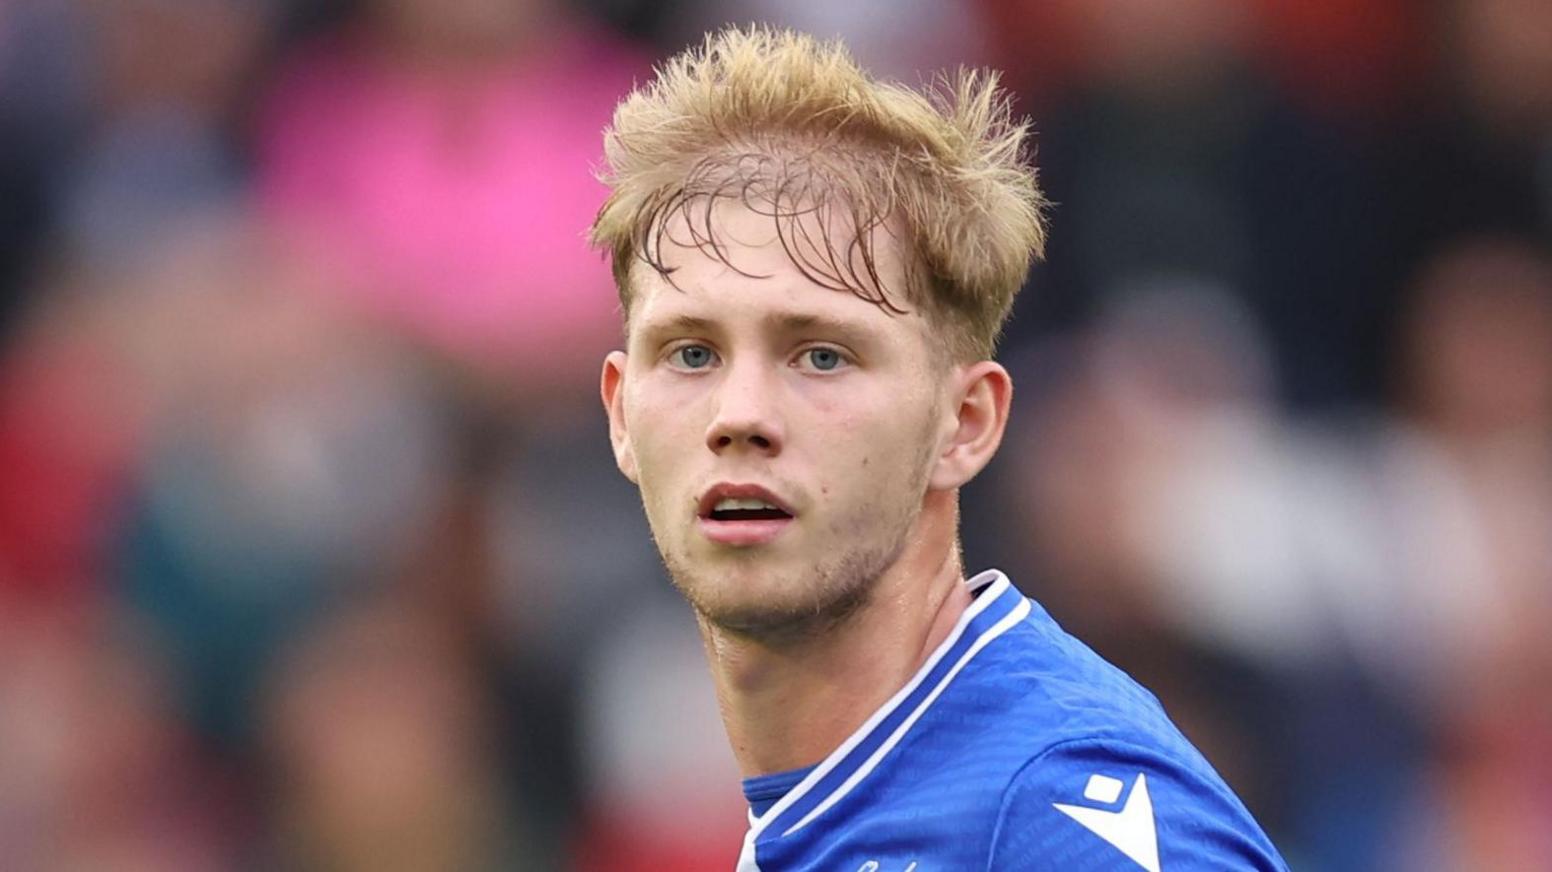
[769, 313, 868, 337]
[637, 314, 717, 343]
[637, 311, 877, 344]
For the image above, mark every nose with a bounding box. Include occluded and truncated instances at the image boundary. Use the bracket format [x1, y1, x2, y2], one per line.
[705, 360, 784, 456]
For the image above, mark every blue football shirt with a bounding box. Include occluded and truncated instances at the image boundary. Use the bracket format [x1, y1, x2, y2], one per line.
[734, 570, 1288, 871]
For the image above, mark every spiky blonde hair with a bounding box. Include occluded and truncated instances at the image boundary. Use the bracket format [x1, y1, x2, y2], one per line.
[589, 25, 1047, 360]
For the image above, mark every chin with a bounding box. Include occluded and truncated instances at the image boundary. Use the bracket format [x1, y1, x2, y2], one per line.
[672, 562, 876, 641]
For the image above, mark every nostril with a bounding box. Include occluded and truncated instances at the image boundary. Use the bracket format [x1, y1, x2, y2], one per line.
[707, 429, 777, 452]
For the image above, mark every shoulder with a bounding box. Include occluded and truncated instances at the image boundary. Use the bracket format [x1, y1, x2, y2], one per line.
[948, 595, 1191, 759]
[936, 585, 1287, 869]
[984, 737, 1288, 871]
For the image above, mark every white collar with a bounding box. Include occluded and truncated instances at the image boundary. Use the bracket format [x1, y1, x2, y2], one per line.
[747, 569, 1031, 841]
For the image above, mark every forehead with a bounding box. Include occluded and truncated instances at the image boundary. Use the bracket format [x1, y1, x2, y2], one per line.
[628, 198, 926, 337]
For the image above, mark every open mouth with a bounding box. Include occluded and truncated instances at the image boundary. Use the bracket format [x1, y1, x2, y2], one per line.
[697, 486, 796, 546]
[707, 498, 794, 522]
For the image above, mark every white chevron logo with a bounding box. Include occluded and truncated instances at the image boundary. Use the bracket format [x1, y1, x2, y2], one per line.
[1053, 773, 1161, 872]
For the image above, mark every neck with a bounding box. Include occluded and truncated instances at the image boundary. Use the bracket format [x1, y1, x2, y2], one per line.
[698, 491, 973, 778]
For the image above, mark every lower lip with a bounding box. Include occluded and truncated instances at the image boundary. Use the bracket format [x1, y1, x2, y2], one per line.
[698, 516, 793, 546]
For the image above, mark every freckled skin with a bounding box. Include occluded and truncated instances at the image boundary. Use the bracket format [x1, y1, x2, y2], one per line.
[602, 202, 947, 637]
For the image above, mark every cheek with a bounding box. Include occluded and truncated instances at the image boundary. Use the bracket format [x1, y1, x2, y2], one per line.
[819, 398, 935, 491]
[624, 380, 706, 492]
[626, 372, 696, 442]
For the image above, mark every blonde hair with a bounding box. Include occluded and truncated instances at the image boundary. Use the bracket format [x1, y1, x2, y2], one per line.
[589, 25, 1047, 360]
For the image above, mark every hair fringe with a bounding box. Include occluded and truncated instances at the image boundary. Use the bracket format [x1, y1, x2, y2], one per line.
[590, 24, 1047, 359]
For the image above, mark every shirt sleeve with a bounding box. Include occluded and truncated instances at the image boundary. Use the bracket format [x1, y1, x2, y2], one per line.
[985, 738, 1289, 871]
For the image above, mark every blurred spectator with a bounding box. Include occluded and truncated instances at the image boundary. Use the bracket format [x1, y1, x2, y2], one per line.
[0, 0, 93, 337]
[0, 288, 142, 598]
[1019, 0, 1389, 408]
[1252, 0, 1424, 122]
[259, 594, 539, 870]
[982, 290, 1297, 840]
[55, 0, 276, 271]
[573, 598, 748, 871]
[665, 0, 987, 83]
[248, 7, 668, 861]
[61, 220, 456, 749]
[1, 3, 1550, 870]
[1381, 238, 1552, 871]
[1344, 237, 1552, 718]
[255, 0, 644, 395]
[968, 0, 1085, 111]
[0, 601, 236, 870]
[988, 240, 1552, 869]
[1382, 0, 1552, 298]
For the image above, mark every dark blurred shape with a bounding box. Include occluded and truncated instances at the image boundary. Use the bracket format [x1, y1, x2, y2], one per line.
[1381, 0, 1552, 309]
[1016, 0, 1388, 408]
[55, 0, 275, 270]
[0, 0, 93, 338]
[1253, 0, 1424, 121]
[259, 594, 537, 871]
[1444, 0, 1552, 138]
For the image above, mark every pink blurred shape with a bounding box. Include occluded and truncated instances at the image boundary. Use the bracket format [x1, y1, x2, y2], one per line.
[257, 26, 643, 379]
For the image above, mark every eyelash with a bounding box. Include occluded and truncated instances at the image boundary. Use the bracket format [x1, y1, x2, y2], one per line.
[795, 346, 850, 372]
[662, 344, 853, 372]
[666, 344, 718, 370]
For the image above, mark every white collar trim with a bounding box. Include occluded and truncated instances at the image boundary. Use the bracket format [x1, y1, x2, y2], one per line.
[745, 569, 1029, 840]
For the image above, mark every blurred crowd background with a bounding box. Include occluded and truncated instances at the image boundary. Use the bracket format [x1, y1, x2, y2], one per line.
[0, 0, 1549, 869]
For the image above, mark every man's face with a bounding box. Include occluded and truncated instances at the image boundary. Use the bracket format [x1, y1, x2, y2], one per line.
[602, 201, 952, 636]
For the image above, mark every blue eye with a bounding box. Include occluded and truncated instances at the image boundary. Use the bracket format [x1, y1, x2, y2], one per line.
[803, 347, 846, 372]
[670, 344, 718, 369]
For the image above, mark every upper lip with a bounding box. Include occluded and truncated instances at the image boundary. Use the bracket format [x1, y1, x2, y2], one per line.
[697, 482, 796, 518]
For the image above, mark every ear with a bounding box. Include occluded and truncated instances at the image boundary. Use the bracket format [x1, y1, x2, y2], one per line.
[601, 350, 638, 483]
[929, 360, 1012, 491]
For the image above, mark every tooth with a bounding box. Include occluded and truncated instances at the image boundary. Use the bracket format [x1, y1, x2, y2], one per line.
[715, 497, 777, 511]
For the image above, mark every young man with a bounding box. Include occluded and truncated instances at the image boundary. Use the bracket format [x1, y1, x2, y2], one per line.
[593, 26, 1288, 871]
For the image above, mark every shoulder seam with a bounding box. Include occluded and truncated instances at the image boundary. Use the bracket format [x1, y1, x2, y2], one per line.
[984, 736, 1105, 871]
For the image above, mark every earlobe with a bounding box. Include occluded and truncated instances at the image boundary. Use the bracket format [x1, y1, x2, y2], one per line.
[601, 351, 638, 483]
[929, 361, 1012, 491]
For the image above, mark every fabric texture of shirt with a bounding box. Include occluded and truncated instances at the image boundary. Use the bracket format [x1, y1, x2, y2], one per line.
[735, 569, 1288, 871]
[744, 765, 819, 819]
